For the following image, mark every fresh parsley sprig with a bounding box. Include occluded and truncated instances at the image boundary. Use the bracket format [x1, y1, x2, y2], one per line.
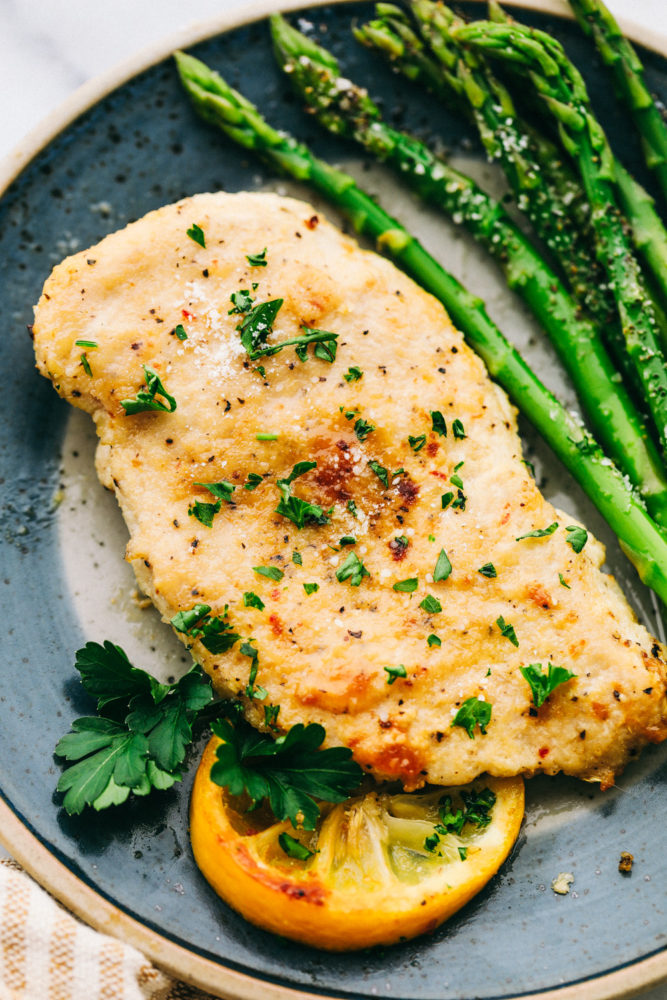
[209, 718, 363, 830]
[520, 662, 576, 707]
[55, 642, 213, 815]
[121, 365, 177, 415]
[275, 461, 330, 529]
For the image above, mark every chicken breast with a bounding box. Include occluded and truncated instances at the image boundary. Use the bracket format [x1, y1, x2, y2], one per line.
[32, 191, 667, 789]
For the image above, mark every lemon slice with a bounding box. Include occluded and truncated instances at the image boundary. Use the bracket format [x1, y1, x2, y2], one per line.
[190, 735, 524, 950]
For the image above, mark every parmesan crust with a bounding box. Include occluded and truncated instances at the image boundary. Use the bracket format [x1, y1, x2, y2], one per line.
[32, 191, 667, 788]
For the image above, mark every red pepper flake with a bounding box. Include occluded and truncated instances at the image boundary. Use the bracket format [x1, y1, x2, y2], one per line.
[182, 308, 195, 320]
[538, 746, 550, 759]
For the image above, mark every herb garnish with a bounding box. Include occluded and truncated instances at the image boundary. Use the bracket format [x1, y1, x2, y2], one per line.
[275, 461, 330, 530]
[187, 223, 206, 247]
[173, 323, 188, 341]
[520, 662, 576, 707]
[236, 298, 284, 356]
[427, 634, 442, 647]
[196, 480, 235, 503]
[431, 410, 447, 436]
[75, 339, 98, 348]
[393, 577, 418, 593]
[171, 603, 241, 654]
[244, 472, 263, 491]
[441, 492, 454, 510]
[346, 499, 358, 518]
[80, 353, 92, 376]
[452, 419, 466, 439]
[384, 664, 407, 684]
[424, 787, 496, 852]
[253, 565, 284, 582]
[246, 247, 268, 266]
[303, 582, 319, 595]
[188, 499, 221, 528]
[354, 418, 375, 442]
[292, 551, 303, 566]
[55, 642, 212, 814]
[243, 591, 266, 611]
[121, 365, 177, 415]
[433, 548, 452, 583]
[256, 432, 278, 441]
[516, 522, 559, 541]
[336, 551, 370, 586]
[451, 698, 492, 739]
[368, 460, 389, 488]
[478, 563, 497, 578]
[565, 525, 588, 552]
[279, 833, 315, 860]
[496, 615, 519, 647]
[419, 594, 442, 614]
[343, 366, 363, 382]
[209, 718, 362, 829]
[559, 573, 571, 588]
[228, 289, 255, 314]
[408, 433, 426, 453]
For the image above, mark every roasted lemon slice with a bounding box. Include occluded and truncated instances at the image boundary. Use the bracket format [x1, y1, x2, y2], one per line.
[190, 736, 524, 950]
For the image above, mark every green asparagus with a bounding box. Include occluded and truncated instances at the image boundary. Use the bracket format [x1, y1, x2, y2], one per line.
[569, 0, 667, 206]
[455, 20, 667, 462]
[270, 13, 667, 525]
[173, 49, 667, 601]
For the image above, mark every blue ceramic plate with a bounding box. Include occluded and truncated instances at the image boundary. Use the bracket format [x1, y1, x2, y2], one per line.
[1, 2, 667, 998]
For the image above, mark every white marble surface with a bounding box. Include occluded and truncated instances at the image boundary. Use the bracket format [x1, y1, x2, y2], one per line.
[1, 0, 667, 997]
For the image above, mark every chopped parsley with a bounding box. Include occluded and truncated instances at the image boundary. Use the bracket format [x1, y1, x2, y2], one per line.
[368, 460, 388, 488]
[244, 472, 263, 491]
[292, 550, 303, 566]
[424, 787, 496, 852]
[241, 641, 265, 700]
[188, 499, 221, 528]
[408, 433, 426, 453]
[121, 365, 177, 415]
[559, 573, 571, 588]
[520, 662, 576, 708]
[54, 641, 213, 814]
[253, 565, 284, 582]
[275, 461, 330, 530]
[346, 499, 358, 518]
[173, 323, 188, 341]
[419, 594, 442, 614]
[427, 633, 441, 648]
[354, 417, 375, 442]
[256, 433, 278, 441]
[186, 223, 206, 247]
[458, 846, 468, 861]
[452, 419, 466, 439]
[478, 563, 497, 578]
[496, 615, 519, 647]
[384, 664, 407, 685]
[393, 577, 418, 593]
[565, 525, 588, 552]
[279, 832, 315, 860]
[339, 536, 356, 546]
[303, 582, 319, 595]
[433, 548, 452, 583]
[80, 353, 92, 376]
[516, 522, 559, 541]
[336, 551, 370, 587]
[343, 366, 363, 382]
[243, 591, 265, 611]
[228, 289, 255, 314]
[170, 603, 241, 654]
[246, 247, 267, 267]
[450, 472, 464, 489]
[75, 339, 98, 348]
[430, 411, 447, 436]
[209, 718, 362, 829]
[441, 492, 454, 510]
[300, 330, 337, 363]
[451, 698, 492, 739]
[236, 298, 284, 357]
[196, 480, 235, 503]
[264, 703, 280, 729]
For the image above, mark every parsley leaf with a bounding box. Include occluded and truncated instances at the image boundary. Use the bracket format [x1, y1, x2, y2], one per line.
[441, 492, 454, 510]
[520, 662, 576, 708]
[452, 419, 466, 439]
[343, 366, 363, 382]
[246, 247, 267, 267]
[292, 550, 303, 566]
[368, 460, 389, 488]
[419, 594, 442, 613]
[173, 323, 188, 341]
[236, 299, 284, 357]
[336, 551, 370, 587]
[478, 563, 497, 578]
[244, 472, 263, 491]
[188, 498, 221, 527]
[210, 718, 362, 829]
[275, 461, 330, 530]
[430, 411, 447, 436]
[496, 615, 519, 647]
[303, 582, 319, 595]
[354, 418, 375, 442]
[279, 832, 315, 860]
[55, 642, 213, 814]
[433, 548, 452, 583]
[384, 664, 407, 684]
[565, 525, 588, 553]
[186, 223, 206, 247]
[243, 591, 265, 611]
[80, 353, 92, 376]
[516, 522, 559, 541]
[228, 289, 255, 315]
[427, 633, 441, 647]
[393, 577, 418, 593]
[346, 499, 358, 518]
[195, 480, 235, 503]
[451, 698, 492, 739]
[171, 603, 241, 654]
[559, 573, 571, 589]
[121, 365, 177, 415]
[253, 565, 284, 582]
[408, 434, 426, 452]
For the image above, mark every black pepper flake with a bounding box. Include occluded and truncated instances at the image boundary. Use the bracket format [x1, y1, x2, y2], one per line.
[613, 690, 621, 700]
[192, 539, 199, 549]
[348, 630, 362, 639]
[173, 519, 179, 527]
[451, 346, 458, 353]
[202, 268, 209, 277]
[224, 400, 232, 413]
[165, 438, 173, 445]
[131, 342, 141, 350]
[529, 707, 538, 717]
[643, 687, 653, 694]
[579, 730, 586, 739]
[651, 643, 661, 658]
[434, 731, 444, 742]
[86, 258, 96, 265]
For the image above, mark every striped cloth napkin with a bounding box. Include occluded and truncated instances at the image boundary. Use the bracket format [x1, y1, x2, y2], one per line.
[0, 859, 214, 1000]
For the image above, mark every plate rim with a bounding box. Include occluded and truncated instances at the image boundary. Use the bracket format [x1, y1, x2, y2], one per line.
[1, 1, 666, 998]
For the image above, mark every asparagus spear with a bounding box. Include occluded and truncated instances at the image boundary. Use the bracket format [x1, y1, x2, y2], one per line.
[173, 49, 667, 601]
[455, 20, 667, 463]
[569, 0, 667, 206]
[270, 13, 667, 525]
